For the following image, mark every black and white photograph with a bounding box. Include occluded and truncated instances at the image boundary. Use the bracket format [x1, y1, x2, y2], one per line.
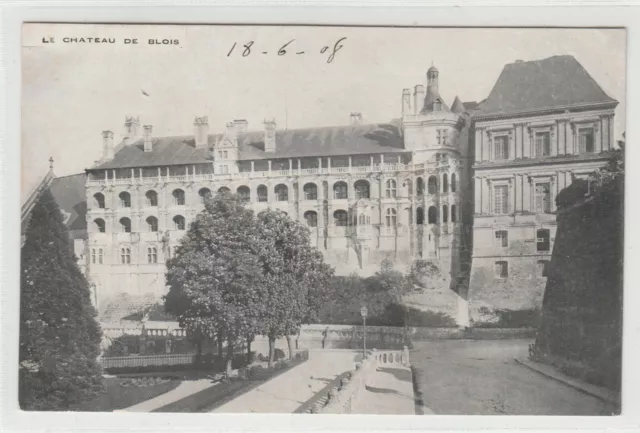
[16, 22, 625, 416]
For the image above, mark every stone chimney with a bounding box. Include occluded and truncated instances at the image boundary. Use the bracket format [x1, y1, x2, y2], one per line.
[194, 116, 209, 148]
[350, 112, 363, 126]
[124, 116, 141, 145]
[102, 130, 114, 160]
[143, 125, 153, 152]
[234, 119, 248, 136]
[264, 119, 276, 152]
[414, 85, 425, 114]
[402, 89, 411, 116]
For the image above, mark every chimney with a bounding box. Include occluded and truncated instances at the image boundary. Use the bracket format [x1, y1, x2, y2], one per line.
[234, 119, 248, 136]
[194, 116, 209, 148]
[414, 85, 425, 114]
[102, 130, 114, 160]
[124, 116, 141, 145]
[224, 121, 237, 144]
[264, 119, 276, 152]
[143, 125, 153, 152]
[402, 88, 411, 116]
[350, 112, 363, 126]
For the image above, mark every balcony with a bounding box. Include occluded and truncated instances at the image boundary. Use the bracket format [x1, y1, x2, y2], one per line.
[86, 162, 426, 187]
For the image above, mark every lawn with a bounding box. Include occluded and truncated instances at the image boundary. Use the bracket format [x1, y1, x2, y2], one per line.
[73, 376, 181, 412]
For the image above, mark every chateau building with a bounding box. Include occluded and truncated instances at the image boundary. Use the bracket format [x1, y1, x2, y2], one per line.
[22, 55, 618, 326]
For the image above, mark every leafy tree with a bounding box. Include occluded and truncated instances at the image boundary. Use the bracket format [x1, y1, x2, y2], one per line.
[591, 132, 624, 187]
[254, 210, 333, 366]
[20, 188, 104, 410]
[407, 259, 444, 291]
[164, 193, 264, 374]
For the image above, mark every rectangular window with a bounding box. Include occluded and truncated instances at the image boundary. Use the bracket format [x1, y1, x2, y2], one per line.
[495, 230, 508, 248]
[537, 260, 550, 277]
[437, 129, 448, 146]
[494, 136, 508, 160]
[495, 261, 508, 278]
[493, 185, 509, 215]
[535, 131, 551, 157]
[578, 127, 595, 153]
[98, 249, 103, 264]
[223, 151, 228, 159]
[535, 182, 551, 213]
[537, 229, 551, 252]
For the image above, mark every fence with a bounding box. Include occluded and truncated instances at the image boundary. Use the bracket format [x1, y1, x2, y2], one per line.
[100, 352, 196, 369]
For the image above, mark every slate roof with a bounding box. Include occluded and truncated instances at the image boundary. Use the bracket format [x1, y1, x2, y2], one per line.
[92, 121, 406, 170]
[21, 172, 87, 237]
[49, 173, 88, 233]
[474, 55, 617, 118]
[451, 96, 465, 114]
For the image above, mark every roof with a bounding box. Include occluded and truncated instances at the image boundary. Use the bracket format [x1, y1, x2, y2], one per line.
[49, 173, 88, 234]
[91, 121, 407, 170]
[451, 96, 465, 114]
[21, 172, 87, 237]
[475, 55, 617, 118]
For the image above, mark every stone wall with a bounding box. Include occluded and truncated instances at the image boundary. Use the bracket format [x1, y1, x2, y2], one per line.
[533, 179, 623, 391]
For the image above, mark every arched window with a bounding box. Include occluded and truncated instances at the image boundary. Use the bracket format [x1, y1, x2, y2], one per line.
[119, 217, 131, 233]
[333, 210, 348, 226]
[145, 190, 158, 207]
[198, 188, 212, 203]
[333, 181, 348, 199]
[536, 229, 550, 251]
[442, 205, 449, 223]
[94, 218, 106, 233]
[304, 183, 318, 200]
[173, 215, 186, 231]
[119, 191, 131, 208]
[275, 184, 288, 201]
[237, 186, 250, 202]
[304, 211, 318, 227]
[172, 189, 185, 206]
[385, 208, 397, 226]
[146, 216, 158, 232]
[120, 247, 131, 264]
[416, 177, 424, 195]
[218, 186, 230, 194]
[385, 179, 397, 198]
[355, 180, 370, 199]
[442, 174, 449, 193]
[93, 193, 105, 209]
[451, 204, 457, 223]
[147, 246, 158, 264]
[98, 248, 103, 264]
[428, 176, 438, 195]
[451, 174, 457, 193]
[428, 206, 437, 224]
[416, 207, 425, 225]
[257, 185, 268, 202]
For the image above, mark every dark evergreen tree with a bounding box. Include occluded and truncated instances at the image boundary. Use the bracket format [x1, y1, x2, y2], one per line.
[20, 188, 104, 410]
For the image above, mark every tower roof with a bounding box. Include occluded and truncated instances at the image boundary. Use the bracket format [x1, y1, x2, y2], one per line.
[451, 96, 465, 113]
[475, 55, 617, 118]
[427, 65, 438, 73]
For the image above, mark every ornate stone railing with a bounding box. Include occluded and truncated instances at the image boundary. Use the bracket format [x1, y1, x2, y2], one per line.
[312, 347, 410, 414]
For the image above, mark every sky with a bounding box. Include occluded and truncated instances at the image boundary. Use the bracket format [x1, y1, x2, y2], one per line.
[21, 25, 626, 201]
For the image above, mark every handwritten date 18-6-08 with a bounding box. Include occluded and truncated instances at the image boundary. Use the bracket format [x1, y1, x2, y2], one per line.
[227, 37, 346, 64]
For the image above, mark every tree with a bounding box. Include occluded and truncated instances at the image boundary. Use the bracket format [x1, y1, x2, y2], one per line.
[164, 192, 264, 375]
[407, 259, 443, 291]
[254, 210, 333, 366]
[20, 188, 104, 410]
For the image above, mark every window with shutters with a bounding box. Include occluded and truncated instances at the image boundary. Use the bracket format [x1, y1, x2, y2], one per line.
[494, 136, 509, 160]
[495, 261, 508, 278]
[535, 131, 551, 157]
[493, 185, 509, 214]
[578, 127, 595, 153]
[535, 182, 551, 213]
[495, 230, 508, 247]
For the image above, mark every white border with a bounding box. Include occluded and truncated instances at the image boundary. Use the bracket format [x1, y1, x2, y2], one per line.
[2, 2, 639, 433]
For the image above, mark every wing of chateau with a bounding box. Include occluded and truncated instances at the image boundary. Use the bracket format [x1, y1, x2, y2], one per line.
[23, 55, 618, 326]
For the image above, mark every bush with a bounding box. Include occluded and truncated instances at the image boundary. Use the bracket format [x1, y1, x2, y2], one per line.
[473, 308, 541, 328]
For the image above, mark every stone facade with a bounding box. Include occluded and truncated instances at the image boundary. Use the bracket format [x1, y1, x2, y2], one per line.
[72, 56, 619, 327]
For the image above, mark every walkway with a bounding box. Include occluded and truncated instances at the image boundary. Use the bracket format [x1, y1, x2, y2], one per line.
[211, 350, 359, 413]
[411, 339, 618, 415]
[353, 365, 416, 414]
[122, 378, 219, 412]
